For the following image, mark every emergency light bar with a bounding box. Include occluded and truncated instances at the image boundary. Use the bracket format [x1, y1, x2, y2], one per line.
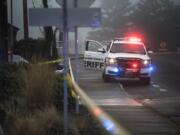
[128, 37, 142, 42]
[114, 37, 142, 43]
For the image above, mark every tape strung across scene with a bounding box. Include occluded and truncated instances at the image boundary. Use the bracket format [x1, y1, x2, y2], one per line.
[39, 58, 63, 65]
[68, 58, 131, 135]
[38, 55, 84, 65]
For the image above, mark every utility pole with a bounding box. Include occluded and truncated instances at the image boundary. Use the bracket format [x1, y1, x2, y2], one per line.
[23, 0, 29, 39]
[9, 0, 13, 62]
[74, 0, 80, 114]
[62, 0, 68, 135]
[0, 0, 8, 62]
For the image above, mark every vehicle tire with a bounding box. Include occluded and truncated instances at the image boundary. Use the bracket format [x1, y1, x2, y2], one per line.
[103, 73, 110, 82]
[140, 77, 151, 85]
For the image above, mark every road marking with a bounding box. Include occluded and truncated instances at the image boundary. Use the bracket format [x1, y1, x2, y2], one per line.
[92, 98, 142, 106]
[150, 81, 154, 84]
[79, 77, 101, 80]
[144, 99, 151, 102]
[150, 81, 168, 92]
[152, 84, 160, 88]
[118, 83, 142, 106]
[159, 88, 167, 92]
[80, 74, 101, 77]
[119, 83, 130, 97]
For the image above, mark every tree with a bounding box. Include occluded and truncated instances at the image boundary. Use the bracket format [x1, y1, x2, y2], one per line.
[130, 0, 180, 51]
[88, 0, 180, 51]
[87, 0, 133, 41]
[42, 0, 58, 59]
[14, 38, 47, 61]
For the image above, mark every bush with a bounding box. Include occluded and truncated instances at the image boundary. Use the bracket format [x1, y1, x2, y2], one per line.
[0, 64, 22, 106]
[14, 38, 46, 61]
[4, 107, 62, 135]
[14, 38, 58, 61]
[20, 63, 56, 110]
[54, 75, 76, 110]
[0, 62, 106, 135]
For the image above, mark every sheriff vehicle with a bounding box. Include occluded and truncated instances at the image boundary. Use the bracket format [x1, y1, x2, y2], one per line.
[84, 37, 153, 84]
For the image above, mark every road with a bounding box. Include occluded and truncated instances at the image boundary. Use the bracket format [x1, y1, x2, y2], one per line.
[73, 53, 180, 135]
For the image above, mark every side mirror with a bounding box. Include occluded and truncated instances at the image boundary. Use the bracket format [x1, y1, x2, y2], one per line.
[97, 48, 106, 53]
[148, 50, 154, 54]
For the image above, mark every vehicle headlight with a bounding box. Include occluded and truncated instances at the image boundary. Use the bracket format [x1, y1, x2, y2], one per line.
[143, 59, 151, 67]
[105, 58, 117, 65]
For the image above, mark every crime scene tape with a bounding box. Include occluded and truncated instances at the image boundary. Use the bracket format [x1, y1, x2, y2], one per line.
[39, 58, 63, 65]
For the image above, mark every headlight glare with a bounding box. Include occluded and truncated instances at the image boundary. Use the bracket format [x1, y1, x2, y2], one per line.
[105, 58, 117, 65]
[143, 59, 151, 67]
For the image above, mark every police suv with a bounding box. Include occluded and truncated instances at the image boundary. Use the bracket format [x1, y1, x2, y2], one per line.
[84, 37, 153, 84]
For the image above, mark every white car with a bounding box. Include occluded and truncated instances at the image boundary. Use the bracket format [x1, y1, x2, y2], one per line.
[84, 37, 153, 84]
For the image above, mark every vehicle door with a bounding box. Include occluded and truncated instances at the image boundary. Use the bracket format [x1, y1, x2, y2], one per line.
[84, 40, 106, 69]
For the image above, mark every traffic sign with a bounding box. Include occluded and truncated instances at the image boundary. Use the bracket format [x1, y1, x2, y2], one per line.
[159, 41, 168, 52]
[56, 0, 95, 8]
[29, 8, 101, 28]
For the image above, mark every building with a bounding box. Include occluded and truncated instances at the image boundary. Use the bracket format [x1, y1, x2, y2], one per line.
[8, 23, 19, 44]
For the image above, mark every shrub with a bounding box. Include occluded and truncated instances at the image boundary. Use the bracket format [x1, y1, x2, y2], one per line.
[20, 63, 56, 110]
[14, 38, 58, 61]
[34, 106, 63, 135]
[4, 107, 60, 135]
[0, 64, 21, 106]
[0, 62, 79, 135]
[54, 75, 76, 110]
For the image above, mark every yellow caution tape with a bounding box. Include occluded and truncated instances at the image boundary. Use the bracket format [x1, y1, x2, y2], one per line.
[71, 90, 78, 98]
[39, 58, 63, 65]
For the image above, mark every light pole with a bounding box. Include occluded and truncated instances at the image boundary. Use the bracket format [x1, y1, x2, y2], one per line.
[23, 0, 29, 39]
[73, 0, 80, 114]
[9, 0, 13, 62]
[0, 0, 8, 62]
[62, 0, 68, 135]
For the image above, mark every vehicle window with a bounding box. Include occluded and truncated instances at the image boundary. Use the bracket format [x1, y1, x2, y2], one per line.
[106, 44, 111, 51]
[101, 41, 111, 51]
[110, 43, 146, 54]
[87, 42, 103, 52]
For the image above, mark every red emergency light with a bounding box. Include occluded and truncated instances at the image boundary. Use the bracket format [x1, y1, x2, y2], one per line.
[132, 62, 138, 68]
[128, 37, 142, 42]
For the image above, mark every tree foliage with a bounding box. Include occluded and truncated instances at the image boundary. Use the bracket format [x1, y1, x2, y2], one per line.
[42, 0, 58, 59]
[88, 0, 180, 50]
[14, 38, 48, 61]
[131, 0, 177, 50]
[88, 0, 133, 41]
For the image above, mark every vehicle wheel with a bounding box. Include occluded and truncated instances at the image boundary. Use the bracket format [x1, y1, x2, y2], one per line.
[103, 73, 110, 82]
[140, 77, 151, 85]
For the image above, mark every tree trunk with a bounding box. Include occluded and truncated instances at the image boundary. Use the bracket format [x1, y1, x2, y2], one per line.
[42, 0, 57, 60]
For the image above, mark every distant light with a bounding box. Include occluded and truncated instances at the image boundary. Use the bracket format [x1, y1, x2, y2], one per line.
[103, 120, 115, 131]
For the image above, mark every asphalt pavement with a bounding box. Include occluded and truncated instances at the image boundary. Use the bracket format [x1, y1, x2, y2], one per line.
[72, 53, 180, 135]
